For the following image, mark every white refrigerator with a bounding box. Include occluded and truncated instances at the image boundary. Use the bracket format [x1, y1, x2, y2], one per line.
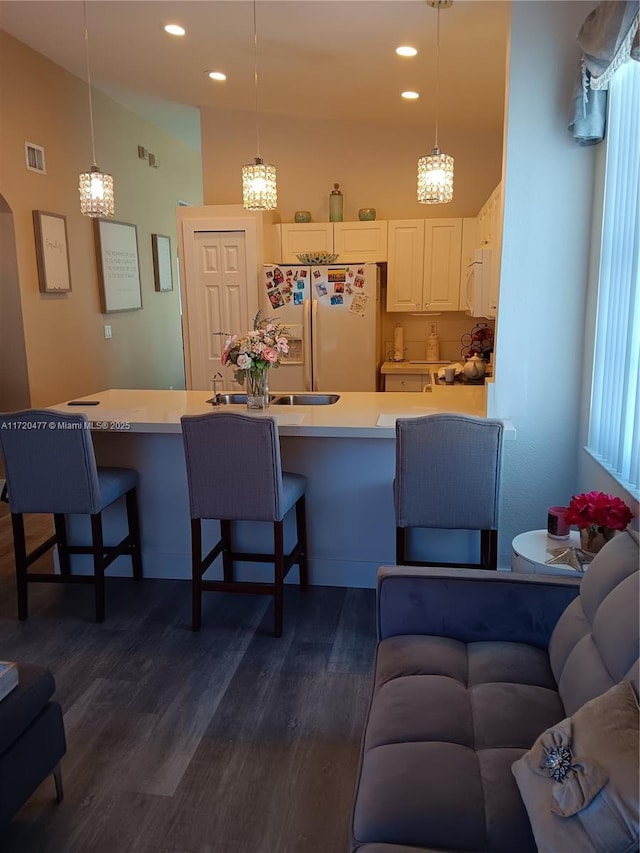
[260, 263, 381, 392]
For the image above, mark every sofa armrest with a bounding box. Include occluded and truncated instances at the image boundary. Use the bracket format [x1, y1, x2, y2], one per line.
[377, 566, 581, 648]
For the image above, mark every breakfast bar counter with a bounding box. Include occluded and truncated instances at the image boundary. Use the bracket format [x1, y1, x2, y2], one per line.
[51, 386, 491, 437]
[49, 389, 513, 587]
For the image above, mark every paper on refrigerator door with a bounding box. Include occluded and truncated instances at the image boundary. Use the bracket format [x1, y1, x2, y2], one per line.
[264, 265, 308, 310]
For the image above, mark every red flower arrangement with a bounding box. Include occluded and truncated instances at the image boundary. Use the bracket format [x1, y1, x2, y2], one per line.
[564, 491, 634, 531]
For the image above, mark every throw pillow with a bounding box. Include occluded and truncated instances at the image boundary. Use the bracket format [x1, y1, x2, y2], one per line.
[512, 680, 639, 853]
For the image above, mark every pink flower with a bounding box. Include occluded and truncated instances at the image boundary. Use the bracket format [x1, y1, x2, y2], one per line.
[263, 347, 279, 364]
[564, 491, 634, 530]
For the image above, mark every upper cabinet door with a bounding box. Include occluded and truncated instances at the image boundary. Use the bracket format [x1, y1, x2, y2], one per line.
[423, 219, 463, 311]
[386, 220, 425, 312]
[277, 223, 334, 263]
[333, 221, 388, 262]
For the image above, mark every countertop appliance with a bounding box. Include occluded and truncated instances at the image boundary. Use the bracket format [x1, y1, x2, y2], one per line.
[260, 263, 381, 391]
[465, 247, 492, 318]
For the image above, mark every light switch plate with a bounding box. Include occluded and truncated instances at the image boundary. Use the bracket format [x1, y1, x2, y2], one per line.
[104, 324, 112, 339]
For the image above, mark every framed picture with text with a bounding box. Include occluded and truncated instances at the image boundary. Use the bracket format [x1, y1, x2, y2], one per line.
[94, 219, 142, 313]
[151, 233, 173, 292]
[33, 210, 72, 293]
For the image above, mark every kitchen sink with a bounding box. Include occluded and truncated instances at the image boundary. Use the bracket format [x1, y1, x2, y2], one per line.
[270, 394, 340, 406]
[207, 393, 249, 404]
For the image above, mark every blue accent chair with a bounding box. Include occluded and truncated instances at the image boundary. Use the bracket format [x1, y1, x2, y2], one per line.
[180, 412, 308, 637]
[395, 413, 504, 569]
[0, 409, 142, 622]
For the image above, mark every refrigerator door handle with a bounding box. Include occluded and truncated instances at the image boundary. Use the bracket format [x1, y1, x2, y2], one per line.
[304, 297, 313, 392]
[311, 298, 319, 391]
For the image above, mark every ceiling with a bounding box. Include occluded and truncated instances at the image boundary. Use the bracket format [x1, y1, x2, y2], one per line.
[0, 0, 510, 151]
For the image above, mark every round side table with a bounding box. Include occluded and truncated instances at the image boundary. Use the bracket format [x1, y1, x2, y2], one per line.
[511, 529, 586, 576]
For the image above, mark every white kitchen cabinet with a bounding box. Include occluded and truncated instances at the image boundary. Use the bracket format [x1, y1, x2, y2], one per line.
[273, 223, 334, 263]
[387, 218, 462, 312]
[333, 221, 388, 262]
[476, 182, 503, 318]
[459, 218, 478, 310]
[384, 374, 426, 392]
[272, 221, 388, 264]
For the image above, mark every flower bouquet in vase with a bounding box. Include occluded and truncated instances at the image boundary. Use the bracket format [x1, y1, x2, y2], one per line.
[221, 312, 289, 409]
[564, 491, 634, 555]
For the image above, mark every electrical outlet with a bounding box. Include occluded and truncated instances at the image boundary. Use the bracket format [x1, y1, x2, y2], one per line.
[104, 324, 112, 339]
[428, 322, 438, 336]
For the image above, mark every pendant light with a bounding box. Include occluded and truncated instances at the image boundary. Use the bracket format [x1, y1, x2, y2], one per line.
[78, 0, 114, 218]
[417, 0, 454, 205]
[242, 0, 277, 210]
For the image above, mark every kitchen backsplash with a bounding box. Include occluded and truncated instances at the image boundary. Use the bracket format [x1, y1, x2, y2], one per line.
[381, 311, 495, 364]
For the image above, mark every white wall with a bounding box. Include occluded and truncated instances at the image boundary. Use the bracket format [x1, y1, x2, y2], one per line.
[492, 0, 598, 565]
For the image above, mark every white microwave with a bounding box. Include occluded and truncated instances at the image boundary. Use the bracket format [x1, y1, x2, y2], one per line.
[465, 247, 492, 318]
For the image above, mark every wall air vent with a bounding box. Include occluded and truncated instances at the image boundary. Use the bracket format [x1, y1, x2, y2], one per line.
[25, 142, 46, 174]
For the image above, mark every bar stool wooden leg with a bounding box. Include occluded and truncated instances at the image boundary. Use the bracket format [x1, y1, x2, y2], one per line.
[91, 513, 106, 623]
[191, 518, 202, 632]
[11, 513, 28, 620]
[273, 520, 284, 638]
[221, 520, 233, 583]
[296, 496, 308, 590]
[54, 514, 71, 576]
[396, 527, 406, 565]
[125, 488, 143, 580]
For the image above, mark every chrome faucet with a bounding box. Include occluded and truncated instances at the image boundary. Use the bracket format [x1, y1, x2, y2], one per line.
[210, 372, 223, 405]
[422, 370, 432, 393]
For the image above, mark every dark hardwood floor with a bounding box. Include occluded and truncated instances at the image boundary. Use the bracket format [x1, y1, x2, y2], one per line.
[0, 503, 377, 853]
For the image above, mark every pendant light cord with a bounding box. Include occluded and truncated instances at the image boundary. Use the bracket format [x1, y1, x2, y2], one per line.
[252, 0, 260, 159]
[434, 7, 440, 150]
[83, 0, 97, 167]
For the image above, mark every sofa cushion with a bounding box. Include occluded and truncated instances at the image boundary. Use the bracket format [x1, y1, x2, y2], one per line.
[353, 637, 565, 852]
[549, 531, 640, 715]
[0, 664, 55, 757]
[512, 680, 639, 853]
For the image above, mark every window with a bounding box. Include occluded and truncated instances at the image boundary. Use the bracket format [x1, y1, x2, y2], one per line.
[587, 60, 640, 498]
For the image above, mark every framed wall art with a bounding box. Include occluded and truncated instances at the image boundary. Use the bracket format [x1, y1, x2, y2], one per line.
[94, 219, 142, 313]
[151, 233, 173, 292]
[33, 210, 72, 293]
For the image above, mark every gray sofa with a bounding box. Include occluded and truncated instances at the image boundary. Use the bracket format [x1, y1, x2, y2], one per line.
[351, 530, 639, 853]
[0, 664, 66, 830]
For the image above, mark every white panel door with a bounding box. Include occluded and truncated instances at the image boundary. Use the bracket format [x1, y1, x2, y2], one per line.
[185, 231, 247, 390]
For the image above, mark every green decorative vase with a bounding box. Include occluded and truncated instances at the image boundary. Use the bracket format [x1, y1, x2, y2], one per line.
[358, 208, 376, 221]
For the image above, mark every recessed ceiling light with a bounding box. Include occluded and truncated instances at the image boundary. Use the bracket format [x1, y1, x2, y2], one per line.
[164, 24, 186, 36]
[396, 46, 418, 57]
[207, 71, 227, 81]
[402, 91, 420, 100]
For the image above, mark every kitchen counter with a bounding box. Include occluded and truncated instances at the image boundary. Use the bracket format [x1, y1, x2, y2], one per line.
[380, 360, 450, 374]
[48, 389, 514, 588]
[49, 387, 512, 438]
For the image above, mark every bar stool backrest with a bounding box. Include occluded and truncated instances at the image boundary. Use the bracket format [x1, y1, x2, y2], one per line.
[395, 413, 504, 530]
[0, 409, 101, 514]
[181, 412, 284, 522]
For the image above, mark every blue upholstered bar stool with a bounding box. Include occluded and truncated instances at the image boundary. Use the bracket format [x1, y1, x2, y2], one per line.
[395, 413, 504, 569]
[180, 411, 308, 637]
[0, 409, 142, 621]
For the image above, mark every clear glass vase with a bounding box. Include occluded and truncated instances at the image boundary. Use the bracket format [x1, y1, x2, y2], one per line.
[246, 369, 269, 410]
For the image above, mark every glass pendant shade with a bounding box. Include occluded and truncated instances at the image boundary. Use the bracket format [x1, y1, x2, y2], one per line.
[79, 166, 115, 218]
[242, 157, 277, 211]
[417, 148, 454, 204]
